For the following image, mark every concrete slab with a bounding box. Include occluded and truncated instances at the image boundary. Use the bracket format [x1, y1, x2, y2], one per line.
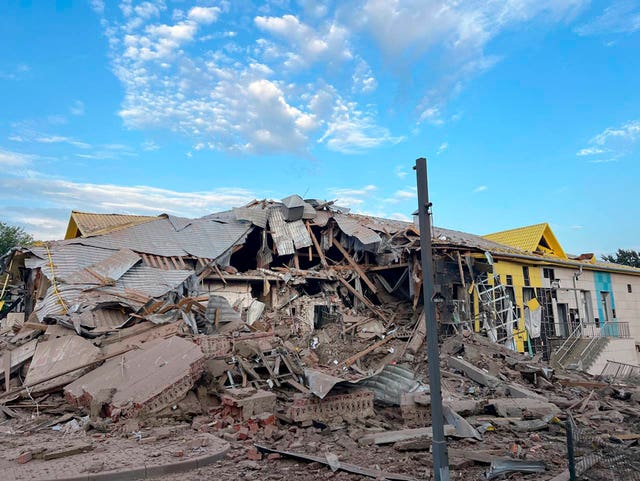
[25, 335, 101, 393]
[65, 336, 204, 418]
[489, 398, 560, 418]
[447, 356, 501, 388]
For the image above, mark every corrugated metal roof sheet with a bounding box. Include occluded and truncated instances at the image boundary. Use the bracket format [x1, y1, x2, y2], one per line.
[66, 217, 252, 260]
[26, 244, 119, 282]
[268, 207, 295, 256]
[70, 211, 158, 238]
[115, 265, 193, 297]
[69, 249, 141, 284]
[432, 226, 524, 254]
[287, 219, 313, 250]
[311, 211, 331, 227]
[334, 213, 382, 247]
[232, 206, 269, 228]
[165, 215, 193, 232]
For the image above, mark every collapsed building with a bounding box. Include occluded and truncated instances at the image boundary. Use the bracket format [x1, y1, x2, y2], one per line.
[1, 195, 640, 480]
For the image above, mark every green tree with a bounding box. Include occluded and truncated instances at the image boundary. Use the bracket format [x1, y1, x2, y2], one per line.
[0, 221, 34, 256]
[602, 249, 640, 268]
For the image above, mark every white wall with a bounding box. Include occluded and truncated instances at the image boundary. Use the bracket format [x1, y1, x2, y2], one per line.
[587, 338, 639, 376]
[550, 266, 596, 324]
[610, 272, 640, 343]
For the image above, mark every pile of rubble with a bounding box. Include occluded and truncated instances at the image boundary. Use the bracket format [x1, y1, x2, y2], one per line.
[0, 196, 638, 480]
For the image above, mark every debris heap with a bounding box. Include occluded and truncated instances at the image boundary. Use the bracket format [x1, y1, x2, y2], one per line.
[0, 196, 638, 480]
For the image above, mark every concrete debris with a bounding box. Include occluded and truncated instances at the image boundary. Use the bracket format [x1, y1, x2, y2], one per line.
[0, 195, 639, 480]
[254, 443, 419, 481]
[64, 336, 205, 419]
[220, 388, 277, 421]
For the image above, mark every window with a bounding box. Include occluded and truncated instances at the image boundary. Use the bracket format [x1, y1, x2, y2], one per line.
[628, 284, 633, 293]
[522, 266, 531, 287]
[506, 275, 513, 286]
[543, 268, 555, 281]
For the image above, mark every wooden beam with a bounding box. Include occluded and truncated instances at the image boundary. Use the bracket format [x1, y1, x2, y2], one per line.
[332, 237, 377, 293]
[305, 221, 328, 268]
[365, 263, 409, 272]
[336, 276, 386, 321]
[456, 251, 467, 289]
[339, 333, 394, 367]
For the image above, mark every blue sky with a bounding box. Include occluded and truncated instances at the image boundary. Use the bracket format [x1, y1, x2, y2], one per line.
[0, 0, 639, 255]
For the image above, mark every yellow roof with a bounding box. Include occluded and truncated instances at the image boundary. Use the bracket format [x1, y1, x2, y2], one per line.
[483, 223, 567, 259]
[64, 211, 158, 239]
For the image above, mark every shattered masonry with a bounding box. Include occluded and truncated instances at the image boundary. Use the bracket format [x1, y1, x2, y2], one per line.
[1, 194, 640, 480]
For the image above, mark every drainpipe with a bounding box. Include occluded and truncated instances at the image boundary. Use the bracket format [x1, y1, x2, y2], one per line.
[573, 266, 583, 332]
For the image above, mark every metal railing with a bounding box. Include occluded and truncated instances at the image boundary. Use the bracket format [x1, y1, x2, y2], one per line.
[581, 321, 631, 339]
[599, 360, 640, 383]
[553, 323, 584, 368]
[565, 413, 640, 481]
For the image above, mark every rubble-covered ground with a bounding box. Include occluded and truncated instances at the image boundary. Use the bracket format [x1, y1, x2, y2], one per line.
[1, 198, 639, 480]
[1, 330, 639, 481]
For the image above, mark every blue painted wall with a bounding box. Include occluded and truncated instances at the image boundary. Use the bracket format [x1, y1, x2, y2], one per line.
[593, 271, 618, 336]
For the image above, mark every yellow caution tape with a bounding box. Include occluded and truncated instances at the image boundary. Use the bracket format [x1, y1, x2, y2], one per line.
[44, 242, 68, 314]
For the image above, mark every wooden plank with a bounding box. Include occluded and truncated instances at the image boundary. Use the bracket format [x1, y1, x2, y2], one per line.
[340, 334, 395, 368]
[212, 264, 227, 286]
[331, 237, 377, 293]
[42, 442, 93, 461]
[22, 322, 48, 331]
[557, 379, 608, 389]
[360, 426, 457, 445]
[305, 221, 328, 268]
[285, 378, 311, 394]
[336, 276, 386, 321]
[447, 448, 505, 465]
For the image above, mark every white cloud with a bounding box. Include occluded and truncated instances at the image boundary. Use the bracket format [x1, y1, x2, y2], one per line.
[0, 63, 31, 80]
[318, 95, 405, 153]
[254, 14, 352, 69]
[576, 146, 605, 156]
[92, 1, 587, 155]
[473, 185, 488, 193]
[394, 165, 408, 179]
[0, 174, 257, 239]
[0, 148, 32, 167]
[575, 0, 640, 36]
[579, 119, 640, 162]
[419, 107, 444, 126]
[329, 184, 377, 206]
[591, 120, 640, 145]
[89, 0, 104, 14]
[352, 57, 377, 94]
[188, 6, 221, 24]
[355, 0, 584, 122]
[437, 142, 448, 154]
[9, 126, 91, 149]
[35, 135, 91, 149]
[70, 100, 85, 116]
[587, 158, 619, 164]
[384, 188, 417, 204]
[142, 140, 160, 151]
